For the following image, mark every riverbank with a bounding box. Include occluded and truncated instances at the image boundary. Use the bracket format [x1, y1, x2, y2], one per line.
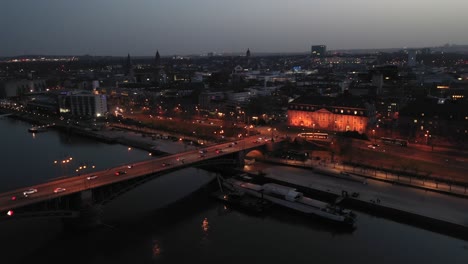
[244, 161, 468, 241]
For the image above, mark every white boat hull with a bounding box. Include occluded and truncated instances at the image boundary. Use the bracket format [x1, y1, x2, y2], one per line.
[222, 178, 356, 226]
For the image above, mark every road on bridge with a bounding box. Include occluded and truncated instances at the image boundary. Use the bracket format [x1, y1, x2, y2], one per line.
[0, 137, 271, 214]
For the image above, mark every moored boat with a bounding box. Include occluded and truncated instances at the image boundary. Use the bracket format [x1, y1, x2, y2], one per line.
[28, 126, 48, 133]
[222, 178, 356, 226]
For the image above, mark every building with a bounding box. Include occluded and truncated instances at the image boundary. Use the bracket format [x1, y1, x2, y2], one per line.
[25, 94, 59, 115]
[0, 79, 47, 98]
[288, 95, 376, 133]
[311, 45, 327, 58]
[198, 91, 226, 112]
[399, 98, 468, 140]
[407, 50, 417, 67]
[59, 91, 108, 118]
[154, 50, 163, 85]
[124, 54, 136, 83]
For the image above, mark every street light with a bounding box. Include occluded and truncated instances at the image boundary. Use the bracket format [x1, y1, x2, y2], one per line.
[54, 156, 73, 176]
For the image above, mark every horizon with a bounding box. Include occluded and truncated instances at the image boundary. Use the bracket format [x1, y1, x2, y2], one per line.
[2, 43, 467, 59]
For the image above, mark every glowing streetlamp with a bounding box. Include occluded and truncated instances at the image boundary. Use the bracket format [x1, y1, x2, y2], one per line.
[424, 130, 430, 145]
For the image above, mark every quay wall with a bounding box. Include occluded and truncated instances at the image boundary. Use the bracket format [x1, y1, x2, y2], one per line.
[246, 168, 468, 241]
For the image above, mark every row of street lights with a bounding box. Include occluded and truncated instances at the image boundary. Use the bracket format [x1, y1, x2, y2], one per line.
[53, 156, 96, 176]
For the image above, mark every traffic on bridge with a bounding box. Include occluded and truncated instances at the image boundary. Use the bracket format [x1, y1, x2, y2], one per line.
[0, 136, 274, 214]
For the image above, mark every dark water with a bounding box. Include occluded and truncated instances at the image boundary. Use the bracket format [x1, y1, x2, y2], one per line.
[1, 118, 467, 264]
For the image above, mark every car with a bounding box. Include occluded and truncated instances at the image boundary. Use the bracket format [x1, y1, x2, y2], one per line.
[162, 163, 171, 167]
[23, 188, 38, 197]
[367, 145, 376, 149]
[199, 154, 206, 158]
[127, 164, 134, 168]
[87, 175, 98, 180]
[54, 187, 66, 193]
[10, 196, 17, 201]
[115, 171, 127, 176]
[215, 149, 223, 154]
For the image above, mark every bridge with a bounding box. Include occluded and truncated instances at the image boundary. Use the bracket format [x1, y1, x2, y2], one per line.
[0, 137, 282, 226]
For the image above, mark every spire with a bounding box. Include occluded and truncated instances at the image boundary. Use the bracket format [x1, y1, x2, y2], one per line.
[246, 48, 251, 58]
[155, 50, 160, 66]
[125, 53, 133, 77]
[154, 50, 162, 86]
[126, 53, 132, 67]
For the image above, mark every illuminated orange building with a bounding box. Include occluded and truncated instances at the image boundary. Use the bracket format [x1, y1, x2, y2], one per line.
[288, 95, 376, 133]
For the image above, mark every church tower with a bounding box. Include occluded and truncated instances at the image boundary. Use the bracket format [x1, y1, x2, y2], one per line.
[154, 50, 162, 86]
[125, 53, 135, 82]
[246, 48, 251, 66]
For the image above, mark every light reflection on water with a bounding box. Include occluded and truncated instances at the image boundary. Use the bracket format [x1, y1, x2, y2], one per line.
[202, 217, 210, 233]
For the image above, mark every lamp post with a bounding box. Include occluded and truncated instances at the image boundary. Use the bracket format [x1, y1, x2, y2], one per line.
[241, 111, 246, 124]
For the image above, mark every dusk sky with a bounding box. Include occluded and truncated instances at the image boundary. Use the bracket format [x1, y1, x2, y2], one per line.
[1, 0, 468, 56]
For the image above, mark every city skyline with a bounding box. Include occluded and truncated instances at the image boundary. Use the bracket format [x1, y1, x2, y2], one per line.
[2, 0, 468, 56]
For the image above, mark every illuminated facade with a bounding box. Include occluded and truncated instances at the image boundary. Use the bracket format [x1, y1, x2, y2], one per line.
[59, 91, 108, 117]
[288, 95, 376, 133]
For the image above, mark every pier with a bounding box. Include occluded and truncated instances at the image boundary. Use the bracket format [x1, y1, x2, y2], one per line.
[244, 160, 468, 240]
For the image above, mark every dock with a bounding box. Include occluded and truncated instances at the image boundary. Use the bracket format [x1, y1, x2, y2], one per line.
[244, 163, 468, 240]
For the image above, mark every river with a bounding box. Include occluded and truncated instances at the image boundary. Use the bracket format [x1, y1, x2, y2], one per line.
[0, 117, 467, 264]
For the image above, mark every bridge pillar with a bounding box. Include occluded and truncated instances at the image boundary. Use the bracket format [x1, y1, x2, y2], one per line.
[268, 141, 284, 152]
[236, 150, 245, 167]
[62, 190, 102, 230]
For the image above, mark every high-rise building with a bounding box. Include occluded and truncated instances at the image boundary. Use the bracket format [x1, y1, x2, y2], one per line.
[311, 45, 326, 57]
[407, 50, 417, 67]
